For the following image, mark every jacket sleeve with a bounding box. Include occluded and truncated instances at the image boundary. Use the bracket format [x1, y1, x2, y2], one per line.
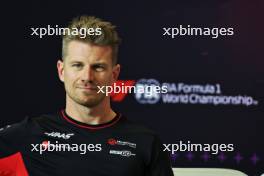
[0, 118, 29, 172]
[0, 119, 28, 157]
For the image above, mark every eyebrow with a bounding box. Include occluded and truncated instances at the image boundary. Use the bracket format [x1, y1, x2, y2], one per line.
[91, 62, 108, 67]
[69, 60, 82, 63]
[68, 60, 108, 66]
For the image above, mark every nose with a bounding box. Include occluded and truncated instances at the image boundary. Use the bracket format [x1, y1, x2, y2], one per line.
[81, 66, 94, 83]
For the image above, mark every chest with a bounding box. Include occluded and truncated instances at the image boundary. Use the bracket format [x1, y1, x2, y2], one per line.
[24, 132, 147, 176]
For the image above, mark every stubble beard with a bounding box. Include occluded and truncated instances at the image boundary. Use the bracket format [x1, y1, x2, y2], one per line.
[66, 85, 106, 108]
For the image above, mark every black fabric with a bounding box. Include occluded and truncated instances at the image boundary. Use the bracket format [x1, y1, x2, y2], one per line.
[0, 110, 174, 176]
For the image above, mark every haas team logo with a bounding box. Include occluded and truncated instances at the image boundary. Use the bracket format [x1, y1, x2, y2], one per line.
[107, 138, 136, 148]
[44, 132, 74, 140]
[108, 138, 117, 145]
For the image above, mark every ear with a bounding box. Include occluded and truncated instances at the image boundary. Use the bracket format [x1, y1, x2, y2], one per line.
[112, 64, 120, 83]
[57, 59, 64, 82]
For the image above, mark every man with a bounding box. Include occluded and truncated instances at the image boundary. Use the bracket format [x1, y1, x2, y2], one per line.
[0, 16, 174, 176]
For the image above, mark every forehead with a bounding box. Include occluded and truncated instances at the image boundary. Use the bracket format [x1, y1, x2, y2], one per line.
[65, 40, 113, 63]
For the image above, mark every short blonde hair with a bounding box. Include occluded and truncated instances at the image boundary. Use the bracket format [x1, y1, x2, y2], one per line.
[62, 16, 121, 65]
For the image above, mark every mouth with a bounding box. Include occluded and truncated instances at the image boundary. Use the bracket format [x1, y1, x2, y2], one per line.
[77, 86, 97, 91]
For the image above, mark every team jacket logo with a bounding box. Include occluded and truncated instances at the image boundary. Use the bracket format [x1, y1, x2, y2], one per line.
[44, 132, 74, 139]
[107, 138, 136, 148]
[109, 150, 136, 157]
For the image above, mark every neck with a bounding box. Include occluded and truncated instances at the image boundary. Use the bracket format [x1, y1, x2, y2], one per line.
[65, 96, 116, 125]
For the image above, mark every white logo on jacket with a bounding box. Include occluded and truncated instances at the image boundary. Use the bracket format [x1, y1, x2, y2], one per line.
[44, 132, 74, 139]
[109, 150, 136, 157]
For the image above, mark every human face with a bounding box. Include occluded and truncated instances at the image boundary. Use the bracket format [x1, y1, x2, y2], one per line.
[57, 40, 120, 107]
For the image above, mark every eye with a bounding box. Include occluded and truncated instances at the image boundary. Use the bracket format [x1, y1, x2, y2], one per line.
[93, 64, 105, 72]
[72, 63, 83, 69]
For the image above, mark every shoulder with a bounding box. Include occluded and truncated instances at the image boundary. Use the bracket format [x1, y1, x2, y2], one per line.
[29, 112, 61, 125]
[0, 112, 61, 135]
[0, 117, 30, 136]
